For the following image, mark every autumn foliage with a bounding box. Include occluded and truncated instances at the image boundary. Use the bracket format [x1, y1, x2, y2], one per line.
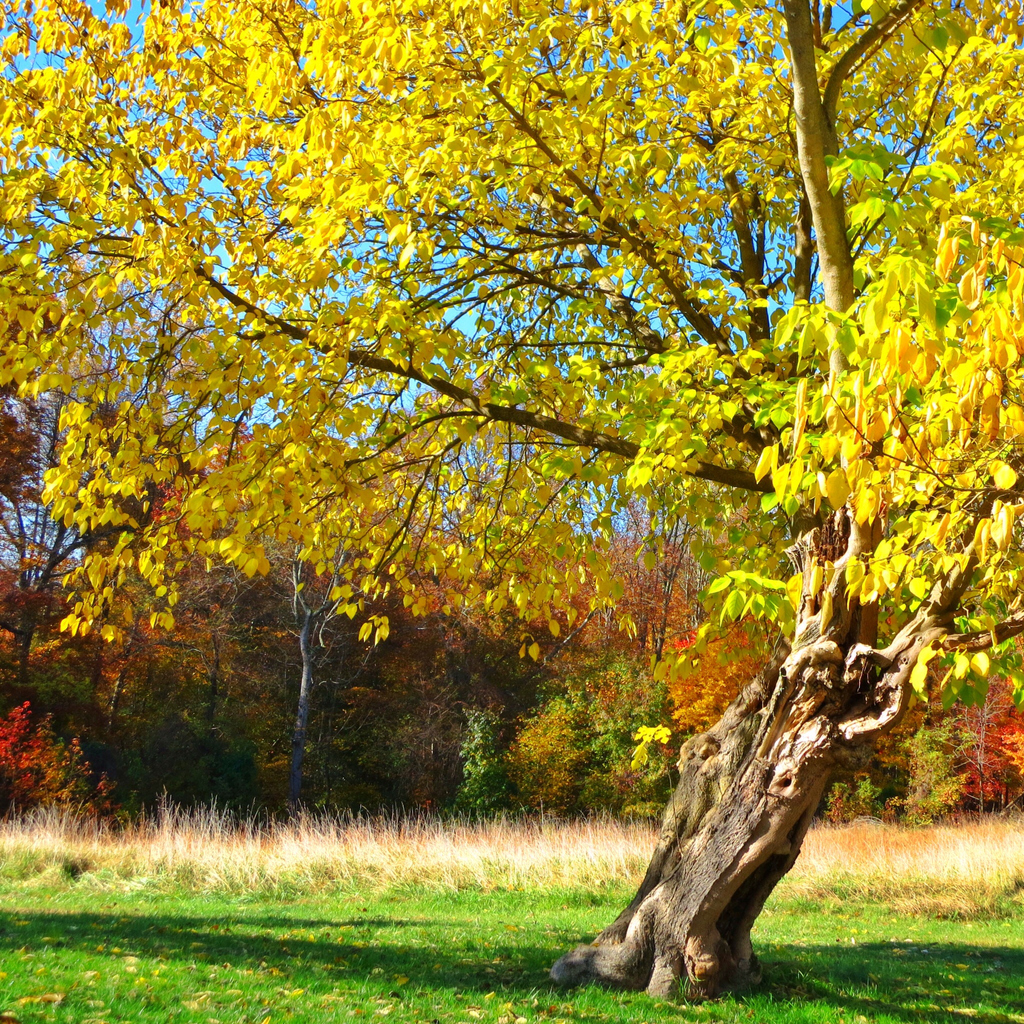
[0, 702, 111, 814]
[667, 626, 764, 735]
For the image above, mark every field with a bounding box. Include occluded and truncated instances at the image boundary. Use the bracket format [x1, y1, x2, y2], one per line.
[2, 812, 1024, 1024]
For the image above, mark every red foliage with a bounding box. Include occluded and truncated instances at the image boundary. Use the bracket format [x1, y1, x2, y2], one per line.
[0, 703, 113, 814]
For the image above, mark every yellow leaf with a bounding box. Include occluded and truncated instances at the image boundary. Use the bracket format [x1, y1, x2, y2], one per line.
[819, 434, 840, 463]
[754, 443, 777, 484]
[823, 468, 847, 509]
[992, 461, 1018, 490]
[910, 644, 937, 699]
[528, 641, 540, 661]
[792, 378, 808, 452]
[854, 486, 876, 525]
[786, 573, 803, 611]
[971, 651, 990, 677]
[819, 589, 833, 630]
[915, 279, 937, 331]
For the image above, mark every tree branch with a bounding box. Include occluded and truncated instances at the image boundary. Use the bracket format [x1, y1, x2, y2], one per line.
[194, 268, 773, 493]
[723, 170, 769, 342]
[822, 0, 929, 127]
[941, 613, 1024, 654]
[782, 0, 854, 315]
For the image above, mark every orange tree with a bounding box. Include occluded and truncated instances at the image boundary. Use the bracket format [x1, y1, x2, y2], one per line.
[3, 0, 1024, 1000]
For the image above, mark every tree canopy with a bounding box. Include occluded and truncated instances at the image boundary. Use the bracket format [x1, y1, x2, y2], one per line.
[2, 0, 1024, 700]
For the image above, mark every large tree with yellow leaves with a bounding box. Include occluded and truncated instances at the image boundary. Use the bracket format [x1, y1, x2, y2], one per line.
[3, 0, 1024, 999]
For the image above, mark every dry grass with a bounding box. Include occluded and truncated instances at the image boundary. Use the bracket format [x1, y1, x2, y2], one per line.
[790, 819, 1024, 917]
[2, 807, 1023, 915]
[0, 806, 655, 895]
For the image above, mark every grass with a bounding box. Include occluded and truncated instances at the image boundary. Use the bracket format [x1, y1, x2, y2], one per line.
[2, 811, 1024, 1023]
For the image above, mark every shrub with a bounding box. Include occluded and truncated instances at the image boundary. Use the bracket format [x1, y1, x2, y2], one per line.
[901, 721, 965, 824]
[825, 777, 885, 823]
[454, 708, 513, 813]
[507, 699, 590, 815]
[0, 702, 113, 813]
[506, 655, 674, 816]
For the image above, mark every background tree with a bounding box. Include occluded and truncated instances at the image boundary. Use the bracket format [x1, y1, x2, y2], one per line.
[0, 389, 86, 691]
[2, 0, 1024, 1002]
[284, 551, 347, 816]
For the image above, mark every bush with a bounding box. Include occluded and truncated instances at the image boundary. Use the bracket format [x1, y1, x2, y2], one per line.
[454, 708, 513, 813]
[900, 721, 964, 824]
[0, 702, 113, 813]
[825, 777, 885, 823]
[507, 699, 590, 814]
[506, 654, 674, 817]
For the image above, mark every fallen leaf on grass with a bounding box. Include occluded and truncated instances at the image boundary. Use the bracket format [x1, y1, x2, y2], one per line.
[16, 995, 63, 1007]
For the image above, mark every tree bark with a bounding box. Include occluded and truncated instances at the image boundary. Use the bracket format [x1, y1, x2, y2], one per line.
[551, 511, 944, 999]
[288, 611, 315, 817]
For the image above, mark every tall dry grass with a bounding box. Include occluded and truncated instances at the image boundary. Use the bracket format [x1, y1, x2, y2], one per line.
[791, 819, 1024, 917]
[0, 806, 655, 895]
[1, 807, 1023, 915]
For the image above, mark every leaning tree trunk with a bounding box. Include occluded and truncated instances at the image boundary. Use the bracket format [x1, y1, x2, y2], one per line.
[552, 511, 945, 999]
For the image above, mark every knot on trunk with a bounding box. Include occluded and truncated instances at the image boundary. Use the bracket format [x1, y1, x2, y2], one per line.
[685, 935, 719, 980]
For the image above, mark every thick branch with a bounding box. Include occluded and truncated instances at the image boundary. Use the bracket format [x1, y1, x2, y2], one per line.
[793, 193, 814, 303]
[822, 0, 929, 126]
[941, 613, 1024, 654]
[194, 267, 772, 493]
[782, 0, 854, 314]
[723, 171, 769, 342]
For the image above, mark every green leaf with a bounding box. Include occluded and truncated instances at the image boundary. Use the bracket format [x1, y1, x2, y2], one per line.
[721, 589, 744, 623]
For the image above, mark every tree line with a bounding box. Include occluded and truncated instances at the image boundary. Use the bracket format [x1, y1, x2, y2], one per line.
[2, 386, 1022, 821]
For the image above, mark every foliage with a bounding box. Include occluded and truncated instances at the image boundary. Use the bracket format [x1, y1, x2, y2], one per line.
[900, 721, 966, 825]
[667, 624, 764, 734]
[507, 700, 592, 815]
[0, 702, 111, 813]
[508, 655, 673, 816]
[454, 708, 514, 813]
[5, 0, 1024, 835]
[2, 0, 1024, 725]
[824, 777, 885, 824]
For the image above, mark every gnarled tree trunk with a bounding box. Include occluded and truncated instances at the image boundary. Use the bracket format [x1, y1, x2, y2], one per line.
[552, 511, 945, 999]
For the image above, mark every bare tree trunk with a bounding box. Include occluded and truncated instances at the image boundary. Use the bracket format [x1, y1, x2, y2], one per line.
[552, 511, 943, 998]
[206, 632, 222, 725]
[16, 623, 33, 690]
[288, 610, 314, 817]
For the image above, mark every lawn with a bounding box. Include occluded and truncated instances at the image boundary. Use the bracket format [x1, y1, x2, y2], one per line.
[1, 815, 1023, 1023]
[4, 885, 1024, 1023]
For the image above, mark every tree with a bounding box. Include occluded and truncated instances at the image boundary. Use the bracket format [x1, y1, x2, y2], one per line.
[2, 0, 1024, 1000]
[284, 552, 347, 816]
[0, 389, 88, 690]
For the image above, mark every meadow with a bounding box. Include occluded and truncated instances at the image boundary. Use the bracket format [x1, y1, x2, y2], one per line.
[1, 810, 1024, 1024]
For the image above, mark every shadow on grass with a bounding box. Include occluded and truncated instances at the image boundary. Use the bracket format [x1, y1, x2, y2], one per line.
[0, 906, 563, 993]
[761, 940, 1024, 1023]
[0, 907, 1022, 1022]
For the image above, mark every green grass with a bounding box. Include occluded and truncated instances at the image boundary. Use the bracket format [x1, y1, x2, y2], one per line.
[1, 882, 1023, 1024]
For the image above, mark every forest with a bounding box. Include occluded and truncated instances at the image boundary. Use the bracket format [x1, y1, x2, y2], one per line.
[3, 385, 1023, 822]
